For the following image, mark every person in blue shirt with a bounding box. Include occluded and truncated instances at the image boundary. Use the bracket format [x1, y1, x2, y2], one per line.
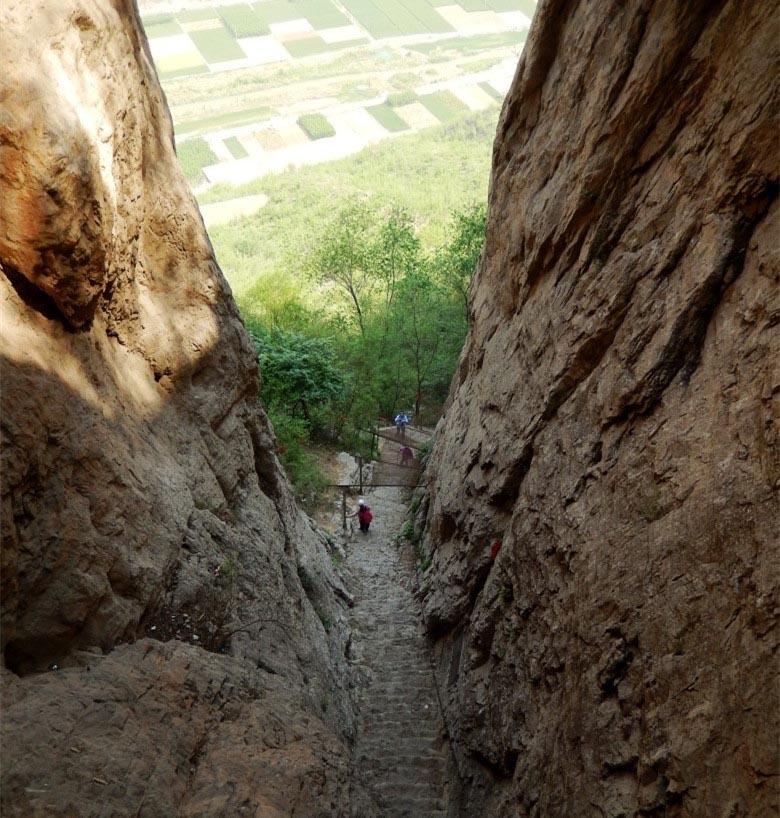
[394, 412, 410, 437]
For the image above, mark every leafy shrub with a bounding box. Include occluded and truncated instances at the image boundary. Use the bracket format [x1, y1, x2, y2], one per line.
[298, 113, 336, 140]
[253, 330, 346, 424]
[268, 411, 329, 511]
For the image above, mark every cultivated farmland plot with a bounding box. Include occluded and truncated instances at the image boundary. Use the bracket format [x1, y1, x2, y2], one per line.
[144, 0, 536, 79]
[141, 0, 536, 193]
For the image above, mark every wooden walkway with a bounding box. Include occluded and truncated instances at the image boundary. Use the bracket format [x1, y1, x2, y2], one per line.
[370, 426, 430, 488]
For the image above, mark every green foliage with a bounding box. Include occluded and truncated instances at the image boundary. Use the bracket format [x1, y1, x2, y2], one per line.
[433, 201, 487, 320]
[176, 137, 219, 184]
[298, 113, 337, 140]
[236, 198, 485, 458]
[253, 330, 346, 422]
[268, 411, 330, 509]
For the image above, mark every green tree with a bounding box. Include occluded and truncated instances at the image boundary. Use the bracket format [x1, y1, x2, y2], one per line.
[253, 330, 346, 426]
[306, 203, 376, 335]
[435, 202, 487, 321]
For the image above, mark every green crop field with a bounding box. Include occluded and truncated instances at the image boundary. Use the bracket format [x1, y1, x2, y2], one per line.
[144, 14, 182, 37]
[295, 0, 350, 28]
[218, 4, 269, 37]
[298, 113, 336, 139]
[339, 0, 399, 38]
[190, 26, 247, 62]
[366, 103, 409, 132]
[387, 90, 417, 107]
[177, 138, 219, 184]
[419, 90, 469, 122]
[408, 31, 524, 55]
[284, 36, 330, 58]
[479, 80, 504, 101]
[398, 0, 453, 33]
[224, 136, 250, 159]
[177, 103, 275, 136]
[158, 63, 210, 81]
[176, 8, 220, 23]
[254, 1, 306, 25]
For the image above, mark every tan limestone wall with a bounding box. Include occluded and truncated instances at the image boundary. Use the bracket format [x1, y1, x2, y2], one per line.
[418, 1, 779, 815]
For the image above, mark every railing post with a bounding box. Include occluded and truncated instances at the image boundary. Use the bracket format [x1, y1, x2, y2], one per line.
[342, 487, 347, 532]
[357, 456, 363, 493]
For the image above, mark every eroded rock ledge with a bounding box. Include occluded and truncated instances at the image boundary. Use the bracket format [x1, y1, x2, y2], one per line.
[0, 2, 363, 814]
[419, 1, 779, 815]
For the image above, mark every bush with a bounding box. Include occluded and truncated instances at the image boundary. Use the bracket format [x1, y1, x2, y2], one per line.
[298, 113, 336, 140]
[268, 411, 329, 510]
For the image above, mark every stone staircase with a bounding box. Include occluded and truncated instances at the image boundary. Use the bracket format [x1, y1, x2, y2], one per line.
[346, 487, 454, 818]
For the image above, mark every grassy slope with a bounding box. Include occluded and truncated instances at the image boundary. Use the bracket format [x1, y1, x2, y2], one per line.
[203, 109, 498, 297]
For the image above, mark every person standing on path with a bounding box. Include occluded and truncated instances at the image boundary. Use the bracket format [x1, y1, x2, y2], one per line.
[394, 412, 410, 437]
[347, 498, 373, 533]
[398, 445, 414, 467]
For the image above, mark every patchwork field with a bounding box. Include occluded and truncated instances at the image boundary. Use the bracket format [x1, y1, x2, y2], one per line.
[143, 0, 535, 79]
[174, 65, 513, 186]
[140, 1, 536, 196]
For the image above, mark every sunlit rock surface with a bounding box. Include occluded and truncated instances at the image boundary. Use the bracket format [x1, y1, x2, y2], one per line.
[0, 1, 362, 814]
[419, 0, 779, 814]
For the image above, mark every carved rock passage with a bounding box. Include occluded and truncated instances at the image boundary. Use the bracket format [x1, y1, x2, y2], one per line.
[0, 1, 361, 813]
[419, 1, 779, 816]
[345, 487, 455, 818]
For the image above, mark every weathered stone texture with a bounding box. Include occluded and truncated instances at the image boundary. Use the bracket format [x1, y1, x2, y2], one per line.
[419, 1, 779, 815]
[1, 1, 358, 813]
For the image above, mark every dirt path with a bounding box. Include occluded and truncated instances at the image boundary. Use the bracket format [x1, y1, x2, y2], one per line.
[344, 486, 454, 817]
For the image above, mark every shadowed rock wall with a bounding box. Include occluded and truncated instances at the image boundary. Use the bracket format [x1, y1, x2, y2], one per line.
[418, 1, 779, 815]
[0, 2, 366, 814]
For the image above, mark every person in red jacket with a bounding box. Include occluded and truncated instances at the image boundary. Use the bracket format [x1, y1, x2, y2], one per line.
[348, 498, 373, 533]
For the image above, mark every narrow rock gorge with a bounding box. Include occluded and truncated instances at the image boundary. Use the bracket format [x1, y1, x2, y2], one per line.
[1, 0, 778, 817]
[417, 0, 779, 816]
[1, 1, 366, 815]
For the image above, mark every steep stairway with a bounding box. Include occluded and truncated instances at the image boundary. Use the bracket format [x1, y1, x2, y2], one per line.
[345, 486, 454, 818]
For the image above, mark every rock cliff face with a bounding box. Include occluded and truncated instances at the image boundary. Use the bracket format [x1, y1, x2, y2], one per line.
[0, 1, 362, 814]
[419, 1, 779, 815]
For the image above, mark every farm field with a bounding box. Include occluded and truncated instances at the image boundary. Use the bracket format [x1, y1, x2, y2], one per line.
[142, 0, 535, 80]
[138, 0, 537, 298]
